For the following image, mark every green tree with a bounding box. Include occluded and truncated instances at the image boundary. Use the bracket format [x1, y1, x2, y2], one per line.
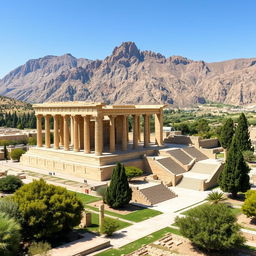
[206, 191, 226, 204]
[125, 166, 143, 181]
[10, 148, 25, 162]
[102, 218, 119, 236]
[175, 204, 244, 251]
[0, 175, 23, 193]
[242, 190, 256, 218]
[218, 137, 250, 197]
[3, 145, 8, 160]
[13, 179, 83, 240]
[105, 162, 132, 209]
[235, 113, 253, 151]
[0, 213, 21, 256]
[219, 118, 235, 150]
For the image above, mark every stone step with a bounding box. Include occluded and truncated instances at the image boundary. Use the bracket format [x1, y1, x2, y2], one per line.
[139, 183, 177, 205]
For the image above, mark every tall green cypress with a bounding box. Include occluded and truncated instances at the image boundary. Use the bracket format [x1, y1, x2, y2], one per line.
[219, 118, 235, 150]
[218, 137, 250, 197]
[3, 145, 8, 160]
[105, 162, 132, 209]
[235, 113, 253, 151]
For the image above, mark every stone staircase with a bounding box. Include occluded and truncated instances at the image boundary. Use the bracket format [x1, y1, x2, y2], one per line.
[176, 160, 223, 190]
[167, 149, 193, 165]
[139, 183, 177, 205]
[190, 161, 220, 174]
[176, 176, 204, 190]
[182, 147, 208, 161]
[157, 157, 186, 175]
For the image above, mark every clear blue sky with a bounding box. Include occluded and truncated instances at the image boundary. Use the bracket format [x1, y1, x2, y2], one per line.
[0, 0, 256, 78]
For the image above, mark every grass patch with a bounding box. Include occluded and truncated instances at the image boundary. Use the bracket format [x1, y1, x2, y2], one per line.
[216, 153, 224, 159]
[95, 226, 181, 256]
[76, 193, 101, 205]
[181, 202, 242, 217]
[105, 208, 162, 222]
[81, 212, 131, 233]
[85, 205, 162, 222]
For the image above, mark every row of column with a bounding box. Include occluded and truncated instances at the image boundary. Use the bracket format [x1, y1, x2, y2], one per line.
[36, 113, 163, 156]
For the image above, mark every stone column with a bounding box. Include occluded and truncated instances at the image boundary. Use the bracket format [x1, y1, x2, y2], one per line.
[36, 115, 43, 147]
[133, 114, 138, 149]
[95, 115, 103, 156]
[143, 114, 149, 148]
[84, 115, 91, 154]
[155, 109, 163, 146]
[148, 114, 151, 143]
[99, 204, 104, 234]
[73, 115, 79, 152]
[53, 115, 59, 149]
[70, 116, 74, 146]
[44, 115, 51, 148]
[109, 115, 116, 153]
[79, 116, 84, 150]
[59, 116, 64, 146]
[127, 116, 129, 143]
[63, 115, 70, 151]
[122, 115, 128, 151]
[137, 115, 141, 142]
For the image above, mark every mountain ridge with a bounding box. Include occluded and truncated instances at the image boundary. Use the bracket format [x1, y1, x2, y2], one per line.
[0, 41, 256, 106]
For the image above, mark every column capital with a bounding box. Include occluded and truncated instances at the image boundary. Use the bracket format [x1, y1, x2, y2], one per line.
[82, 115, 91, 119]
[36, 114, 43, 118]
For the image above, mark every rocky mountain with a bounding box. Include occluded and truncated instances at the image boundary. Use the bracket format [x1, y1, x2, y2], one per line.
[0, 95, 32, 113]
[0, 42, 256, 106]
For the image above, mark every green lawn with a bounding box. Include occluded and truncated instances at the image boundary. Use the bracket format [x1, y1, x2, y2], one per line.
[79, 212, 131, 233]
[181, 202, 242, 217]
[76, 193, 102, 205]
[216, 153, 224, 159]
[95, 227, 181, 256]
[84, 204, 162, 222]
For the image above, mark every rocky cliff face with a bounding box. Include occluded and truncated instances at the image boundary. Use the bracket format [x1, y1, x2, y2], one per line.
[0, 42, 256, 106]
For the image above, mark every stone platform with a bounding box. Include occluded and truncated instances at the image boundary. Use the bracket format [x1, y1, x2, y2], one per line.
[21, 143, 161, 181]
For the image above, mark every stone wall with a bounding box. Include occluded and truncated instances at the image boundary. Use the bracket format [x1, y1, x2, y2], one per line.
[145, 157, 175, 186]
[199, 138, 219, 148]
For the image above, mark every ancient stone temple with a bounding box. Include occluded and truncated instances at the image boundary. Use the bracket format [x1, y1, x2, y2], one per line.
[21, 102, 165, 181]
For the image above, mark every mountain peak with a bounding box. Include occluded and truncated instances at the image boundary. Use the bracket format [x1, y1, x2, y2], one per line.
[111, 41, 141, 60]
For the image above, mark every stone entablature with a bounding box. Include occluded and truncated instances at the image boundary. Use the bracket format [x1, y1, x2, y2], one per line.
[34, 102, 165, 157]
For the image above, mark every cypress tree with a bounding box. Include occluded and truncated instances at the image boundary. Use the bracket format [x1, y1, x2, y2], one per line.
[3, 145, 8, 160]
[219, 118, 235, 150]
[105, 162, 132, 209]
[218, 137, 250, 197]
[235, 113, 253, 151]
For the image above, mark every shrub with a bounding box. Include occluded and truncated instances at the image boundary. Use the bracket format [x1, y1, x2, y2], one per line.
[28, 241, 51, 256]
[0, 197, 21, 221]
[206, 191, 226, 204]
[13, 179, 83, 240]
[242, 190, 256, 218]
[175, 204, 244, 251]
[102, 218, 119, 236]
[125, 166, 143, 181]
[10, 148, 25, 161]
[0, 175, 23, 193]
[0, 212, 21, 256]
[28, 137, 37, 145]
[243, 150, 256, 163]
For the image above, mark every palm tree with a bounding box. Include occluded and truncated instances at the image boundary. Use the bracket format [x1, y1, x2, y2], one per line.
[206, 191, 226, 204]
[0, 213, 21, 256]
